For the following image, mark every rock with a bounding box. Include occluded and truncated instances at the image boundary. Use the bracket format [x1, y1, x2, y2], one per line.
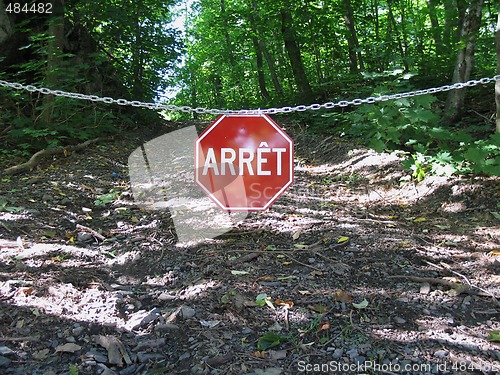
[125, 308, 161, 330]
[77, 232, 93, 242]
[179, 352, 191, 361]
[0, 356, 11, 367]
[85, 349, 108, 363]
[394, 317, 406, 324]
[180, 306, 196, 319]
[72, 326, 85, 336]
[60, 197, 72, 205]
[96, 363, 117, 375]
[0, 346, 14, 356]
[420, 282, 431, 294]
[347, 348, 358, 358]
[154, 323, 180, 332]
[433, 349, 449, 358]
[137, 352, 164, 363]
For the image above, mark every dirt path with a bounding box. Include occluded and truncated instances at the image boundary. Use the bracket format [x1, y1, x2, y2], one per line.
[0, 125, 499, 374]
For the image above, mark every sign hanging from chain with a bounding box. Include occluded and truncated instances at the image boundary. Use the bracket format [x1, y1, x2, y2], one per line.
[194, 114, 294, 211]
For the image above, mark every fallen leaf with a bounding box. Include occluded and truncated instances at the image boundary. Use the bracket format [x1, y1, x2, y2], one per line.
[275, 299, 294, 308]
[334, 289, 353, 303]
[488, 250, 500, 256]
[231, 270, 249, 275]
[206, 354, 233, 367]
[352, 299, 369, 309]
[256, 276, 275, 282]
[292, 230, 302, 240]
[413, 217, 426, 223]
[319, 321, 330, 331]
[253, 351, 268, 358]
[294, 243, 308, 249]
[268, 349, 287, 360]
[200, 320, 221, 328]
[93, 335, 132, 366]
[337, 236, 349, 243]
[33, 348, 50, 359]
[434, 224, 451, 230]
[55, 343, 82, 353]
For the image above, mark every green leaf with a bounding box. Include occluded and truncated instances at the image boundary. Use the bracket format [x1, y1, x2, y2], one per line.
[352, 299, 369, 309]
[487, 330, 500, 342]
[257, 332, 288, 350]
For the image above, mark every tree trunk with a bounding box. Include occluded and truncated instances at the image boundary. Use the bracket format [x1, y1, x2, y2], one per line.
[427, 0, 442, 55]
[132, 0, 144, 100]
[0, 0, 13, 45]
[250, 0, 283, 96]
[247, 2, 270, 100]
[280, 4, 313, 101]
[444, 0, 484, 124]
[495, 1, 500, 133]
[387, 0, 408, 71]
[41, 0, 65, 124]
[342, 0, 364, 73]
[220, 0, 245, 103]
[261, 43, 284, 96]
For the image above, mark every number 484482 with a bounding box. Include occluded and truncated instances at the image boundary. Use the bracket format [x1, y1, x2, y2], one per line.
[5, 3, 53, 14]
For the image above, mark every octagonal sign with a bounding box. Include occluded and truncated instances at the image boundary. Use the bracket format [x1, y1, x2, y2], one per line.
[195, 114, 294, 211]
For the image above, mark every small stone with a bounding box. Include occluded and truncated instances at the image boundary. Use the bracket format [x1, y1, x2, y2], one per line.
[180, 306, 196, 319]
[179, 352, 191, 361]
[354, 356, 366, 364]
[434, 349, 449, 358]
[332, 349, 343, 359]
[420, 282, 431, 294]
[394, 317, 406, 324]
[72, 326, 84, 336]
[77, 232, 93, 242]
[60, 198, 72, 205]
[85, 349, 107, 363]
[96, 363, 117, 375]
[66, 336, 76, 343]
[347, 348, 358, 358]
[154, 323, 180, 332]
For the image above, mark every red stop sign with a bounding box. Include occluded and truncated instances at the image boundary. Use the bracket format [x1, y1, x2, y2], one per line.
[195, 114, 294, 211]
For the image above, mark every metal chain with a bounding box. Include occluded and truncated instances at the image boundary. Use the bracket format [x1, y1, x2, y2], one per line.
[0, 75, 499, 115]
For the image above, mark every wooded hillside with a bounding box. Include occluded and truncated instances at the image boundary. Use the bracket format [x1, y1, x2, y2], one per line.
[0, 0, 499, 177]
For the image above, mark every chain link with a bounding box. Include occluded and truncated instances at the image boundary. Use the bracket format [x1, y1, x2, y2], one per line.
[1, 75, 499, 115]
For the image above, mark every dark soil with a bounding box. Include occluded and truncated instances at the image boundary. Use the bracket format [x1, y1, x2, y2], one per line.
[0, 122, 499, 375]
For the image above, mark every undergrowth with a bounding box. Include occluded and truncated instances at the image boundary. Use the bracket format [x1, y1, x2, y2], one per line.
[302, 75, 499, 179]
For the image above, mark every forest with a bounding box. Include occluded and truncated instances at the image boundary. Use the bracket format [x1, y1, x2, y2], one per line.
[0, 0, 499, 176]
[0, 0, 500, 374]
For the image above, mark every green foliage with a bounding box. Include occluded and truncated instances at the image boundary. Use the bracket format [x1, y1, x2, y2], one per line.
[68, 363, 79, 375]
[94, 190, 120, 206]
[0, 199, 23, 213]
[336, 80, 499, 178]
[257, 332, 289, 351]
